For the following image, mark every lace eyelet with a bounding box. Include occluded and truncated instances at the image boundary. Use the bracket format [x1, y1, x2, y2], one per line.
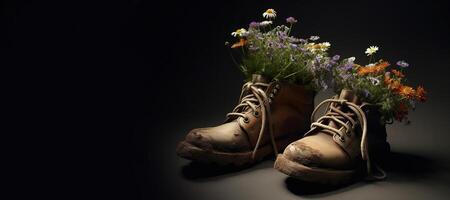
[243, 117, 250, 123]
[334, 134, 345, 142]
[253, 111, 260, 117]
[345, 132, 352, 137]
[344, 128, 352, 137]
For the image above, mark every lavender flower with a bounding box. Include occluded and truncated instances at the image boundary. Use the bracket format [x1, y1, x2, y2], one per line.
[340, 73, 352, 80]
[276, 31, 288, 41]
[249, 21, 260, 29]
[396, 60, 409, 68]
[299, 38, 307, 43]
[286, 17, 298, 24]
[332, 55, 340, 61]
[339, 59, 353, 71]
[309, 36, 320, 41]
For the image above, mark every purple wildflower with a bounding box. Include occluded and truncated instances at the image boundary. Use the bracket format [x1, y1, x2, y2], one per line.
[332, 55, 340, 61]
[340, 73, 352, 80]
[249, 21, 260, 29]
[396, 60, 409, 68]
[277, 31, 288, 41]
[339, 64, 353, 71]
[286, 17, 298, 24]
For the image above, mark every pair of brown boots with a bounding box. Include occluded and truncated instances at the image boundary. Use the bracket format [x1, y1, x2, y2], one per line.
[176, 74, 390, 185]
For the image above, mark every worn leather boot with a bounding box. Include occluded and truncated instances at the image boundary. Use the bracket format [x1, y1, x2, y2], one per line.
[176, 74, 315, 166]
[274, 89, 390, 184]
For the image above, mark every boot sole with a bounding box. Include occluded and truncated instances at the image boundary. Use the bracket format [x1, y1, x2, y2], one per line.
[274, 154, 357, 185]
[176, 134, 298, 166]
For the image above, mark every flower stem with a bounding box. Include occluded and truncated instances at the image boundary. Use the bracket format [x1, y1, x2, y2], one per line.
[288, 24, 293, 36]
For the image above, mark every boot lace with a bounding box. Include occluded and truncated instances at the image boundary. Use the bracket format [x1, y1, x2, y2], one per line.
[226, 82, 278, 160]
[307, 96, 387, 180]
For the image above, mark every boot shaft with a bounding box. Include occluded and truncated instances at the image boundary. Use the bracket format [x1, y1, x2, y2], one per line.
[237, 74, 315, 149]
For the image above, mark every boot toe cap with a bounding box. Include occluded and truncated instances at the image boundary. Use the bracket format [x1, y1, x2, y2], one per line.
[185, 129, 213, 150]
[283, 141, 323, 167]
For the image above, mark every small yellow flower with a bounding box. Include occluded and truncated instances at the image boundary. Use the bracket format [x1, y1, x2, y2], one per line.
[319, 42, 331, 50]
[263, 9, 277, 19]
[305, 42, 331, 53]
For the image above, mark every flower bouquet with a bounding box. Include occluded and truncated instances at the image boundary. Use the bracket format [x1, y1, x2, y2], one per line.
[228, 9, 338, 91]
[333, 46, 427, 123]
[227, 8, 427, 123]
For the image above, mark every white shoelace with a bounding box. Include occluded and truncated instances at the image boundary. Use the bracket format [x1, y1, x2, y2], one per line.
[307, 97, 387, 180]
[226, 82, 277, 159]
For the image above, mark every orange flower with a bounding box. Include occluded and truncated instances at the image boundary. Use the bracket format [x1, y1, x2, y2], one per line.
[391, 69, 405, 78]
[394, 102, 409, 121]
[357, 61, 390, 76]
[231, 38, 247, 48]
[384, 76, 402, 92]
[399, 85, 416, 99]
[415, 86, 427, 102]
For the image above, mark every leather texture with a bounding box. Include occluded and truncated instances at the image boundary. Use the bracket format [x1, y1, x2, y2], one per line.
[281, 90, 390, 171]
[182, 74, 315, 156]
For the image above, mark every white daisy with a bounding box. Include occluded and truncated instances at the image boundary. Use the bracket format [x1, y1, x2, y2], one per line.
[348, 57, 356, 62]
[320, 42, 331, 49]
[231, 28, 248, 37]
[365, 46, 379, 56]
[309, 36, 320, 41]
[368, 77, 380, 85]
[262, 9, 277, 19]
[259, 20, 273, 27]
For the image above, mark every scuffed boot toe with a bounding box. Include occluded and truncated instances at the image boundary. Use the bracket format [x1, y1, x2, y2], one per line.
[184, 128, 214, 150]
[283, 142, 323, 168]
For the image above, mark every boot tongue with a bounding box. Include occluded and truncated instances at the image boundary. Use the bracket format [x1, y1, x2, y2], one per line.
[326, 89, 361, 130]
[338, 89, 360, 104]
[252, 74, 269, 84]
[226, 74, 270, 122]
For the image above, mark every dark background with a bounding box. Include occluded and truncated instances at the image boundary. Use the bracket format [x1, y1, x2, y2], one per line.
[3, 0, 450, 199]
